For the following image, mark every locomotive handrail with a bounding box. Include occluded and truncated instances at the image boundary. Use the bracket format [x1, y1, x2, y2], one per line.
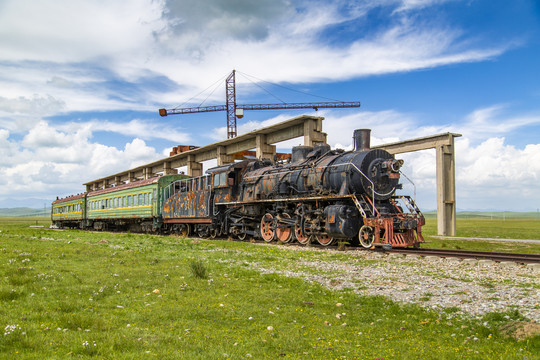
[399, 170, 416, 202]
[168, 175, 211, 198]
[338, 162, 375, 215]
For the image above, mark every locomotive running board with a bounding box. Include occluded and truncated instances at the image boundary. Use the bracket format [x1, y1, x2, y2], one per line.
[215, 194, 355, 206]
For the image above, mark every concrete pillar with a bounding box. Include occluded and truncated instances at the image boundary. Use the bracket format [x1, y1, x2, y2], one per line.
[217, 146, 233, 166]
[163, 162, 178, 175]
[255, 134, 276, 161]
[114, 176, 122, 186]
[436, 139, 457, 236]
[103, 179, 111, 189]
[128, 172, 136, 183]
[304, 118, 327, 146]
[143, 167, 154, 179]
[187, 154, 202, 177]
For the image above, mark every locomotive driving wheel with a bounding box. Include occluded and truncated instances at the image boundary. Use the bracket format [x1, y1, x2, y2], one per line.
[276, 213, 294, 243]
[316, 233, 334, 246]
[294, 223, 310, 244]
[359, 225, 375, 248]
[260, 213, 275, 242]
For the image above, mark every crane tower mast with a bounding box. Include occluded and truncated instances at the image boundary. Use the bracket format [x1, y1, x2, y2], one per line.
[159, 70, 361, 139]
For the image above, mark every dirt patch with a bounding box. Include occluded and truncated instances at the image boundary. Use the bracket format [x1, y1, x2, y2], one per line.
[500, 321, 540, 340]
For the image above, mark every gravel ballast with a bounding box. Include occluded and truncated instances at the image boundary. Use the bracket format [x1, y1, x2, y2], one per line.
[238, 244, 540, 322]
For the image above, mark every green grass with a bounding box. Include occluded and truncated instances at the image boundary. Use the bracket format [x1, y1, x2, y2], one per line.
[421, 215, 540, 253]
[0, 218, 538, 359]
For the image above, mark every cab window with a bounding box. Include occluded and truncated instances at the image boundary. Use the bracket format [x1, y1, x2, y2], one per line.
[213, 172, 227, 187]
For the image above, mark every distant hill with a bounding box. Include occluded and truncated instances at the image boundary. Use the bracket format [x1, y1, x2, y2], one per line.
[423, 210, 539, 219]
[0, 207, 51, 217]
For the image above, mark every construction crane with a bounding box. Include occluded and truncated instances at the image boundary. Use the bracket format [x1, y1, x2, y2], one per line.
[159, 70, 361, 139]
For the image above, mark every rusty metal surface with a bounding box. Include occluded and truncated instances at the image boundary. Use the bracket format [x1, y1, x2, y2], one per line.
[164, 218, 212, 224]
[162, 188, 210, 219]
[52, 193, 86, 205]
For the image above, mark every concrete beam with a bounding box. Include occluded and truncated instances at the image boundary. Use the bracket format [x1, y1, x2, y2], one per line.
[372, 133, 459, 155]
[83, 115, 325, 189]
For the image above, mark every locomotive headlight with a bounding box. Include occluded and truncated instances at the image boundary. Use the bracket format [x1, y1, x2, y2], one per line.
[391, 159, 404, 172]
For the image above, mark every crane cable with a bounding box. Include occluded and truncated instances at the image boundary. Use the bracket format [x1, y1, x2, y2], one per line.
[172, 72, 229, 110]
[236, 70, 342, 102]
[172, 69, 346, 110]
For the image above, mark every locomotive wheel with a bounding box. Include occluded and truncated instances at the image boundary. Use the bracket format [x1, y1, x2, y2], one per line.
[177, 224, 191, 237]
[294, 224, 310, 245]
[276, 213, 293, 243]
[237, 232, 247, 241]
[260, 213, 275, 242]
[210, 229, 218, 239]
[316, 233, 334, 246]
[197, 225, 208, 238]
[359, 225, 375, 248]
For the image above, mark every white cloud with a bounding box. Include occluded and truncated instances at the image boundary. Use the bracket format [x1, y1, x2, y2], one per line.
[0, 0, 514, 116]
[0, 0, 165, 63]
[79, 119, 191, 143]
[0, 120, 164, 200]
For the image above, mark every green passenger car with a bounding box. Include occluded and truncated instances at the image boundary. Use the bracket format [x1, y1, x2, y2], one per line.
[51, 193, 86, 228]
[85, 175, 188, 232]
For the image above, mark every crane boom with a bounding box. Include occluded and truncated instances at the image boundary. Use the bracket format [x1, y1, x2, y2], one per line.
[159, 101, 361, 116]
[158, 70, 361, 138]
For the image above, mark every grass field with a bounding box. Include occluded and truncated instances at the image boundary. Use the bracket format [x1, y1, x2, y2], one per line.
[0, 217, 538, 359]
[421, 215, 540, 253]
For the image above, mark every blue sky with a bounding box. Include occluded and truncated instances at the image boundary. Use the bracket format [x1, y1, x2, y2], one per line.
[0, 0, 539, 211]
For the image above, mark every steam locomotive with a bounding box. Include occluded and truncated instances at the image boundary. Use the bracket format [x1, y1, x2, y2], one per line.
[52, 129, 424, 248]
[161, 129, 424, 248]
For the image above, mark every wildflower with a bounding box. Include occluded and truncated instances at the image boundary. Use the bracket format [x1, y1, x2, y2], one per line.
[4, 324, 21, 336]
[153, 289, 160, 294]
[267, 326, 274, 331]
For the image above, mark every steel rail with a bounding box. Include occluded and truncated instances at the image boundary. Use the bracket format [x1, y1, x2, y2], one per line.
[375, 247, 540, 264]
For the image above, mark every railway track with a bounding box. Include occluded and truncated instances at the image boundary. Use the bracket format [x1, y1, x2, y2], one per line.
[374, 247, 540, 264]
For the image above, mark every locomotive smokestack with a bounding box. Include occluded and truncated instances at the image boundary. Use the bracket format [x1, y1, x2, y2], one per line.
[353, 129, 371, 151]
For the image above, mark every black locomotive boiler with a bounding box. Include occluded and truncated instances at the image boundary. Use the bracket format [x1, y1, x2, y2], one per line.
[162, 129, 425, 248]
